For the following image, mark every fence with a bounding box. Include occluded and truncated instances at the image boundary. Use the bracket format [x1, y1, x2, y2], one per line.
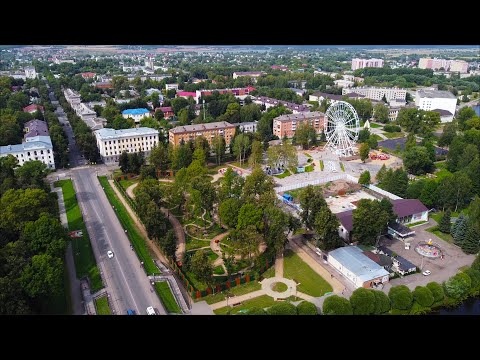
[167, 255, 275, 300]
[113, 178, 139, 214]
[366, 184, 402, 200]
[275, 173, 358, 193]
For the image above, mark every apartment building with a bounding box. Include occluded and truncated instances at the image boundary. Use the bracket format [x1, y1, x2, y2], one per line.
[169, 121, 236, 147]
[342, 87, 407, 102]
[415, 89, 457, 121]
[272, 111, 325, 138]
[351, 58, 384, 71]
[0, 136, 55, 169]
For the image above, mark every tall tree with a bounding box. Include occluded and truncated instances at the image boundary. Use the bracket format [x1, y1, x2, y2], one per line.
[313, 207, 341, 251]
[212, 135, 226, 165]
[359, 170, 371, 185]
[248, 140, 263, 168]
[352, 199, 393, 246]
[403, 146, 434, 175]
[438, 209, 451, 233]
[189, 250, 213, 287]
[233, 133, 251, 166]
[299, 185, 327, 230]
[374, 103, 389, 123]
[462, 222, 480, 255]
[359, 143, 370, 162]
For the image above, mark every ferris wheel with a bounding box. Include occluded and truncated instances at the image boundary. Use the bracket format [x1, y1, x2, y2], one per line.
[324, 101, 360, 156]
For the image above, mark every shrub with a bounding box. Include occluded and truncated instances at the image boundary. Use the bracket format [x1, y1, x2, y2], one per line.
[296, 301, 318, 315]
[384, 124, 401, 133]
[444, 272, 472, 299]
[266, 302, 297, 315]
[350, 288, 375, 315]
[413, 286, 434, 307]
[464, 268, 480, 294]
[388, 285, 413, 310]
[372, 290, 391, 314]
[323, 295, 353, 315]
[410, 301, 429, 315]
[246, 307, 266, 315]
[426, 282, 445, 304]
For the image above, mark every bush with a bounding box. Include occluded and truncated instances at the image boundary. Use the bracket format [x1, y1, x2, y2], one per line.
[426, 282, 445, 304]
[464, 268, 480, 294]
[323, 295, 353, 315]
[384, 124, 401, 133]
[372, 290, 391, 314]
[246, 307, 266, 315]
[444, 272, 472, 299]
[413, 286, 434, 307]
[267, 302, 297, 315]
[410, 301, 429, 315]
[388, 285, 413, 310]
[350, 288, 375, 315]
[296, 301, 318, 315]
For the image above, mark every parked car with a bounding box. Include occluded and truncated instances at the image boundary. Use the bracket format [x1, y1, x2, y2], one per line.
[107, 250, 114, 258]
[127, 309, 136, 315]
[422, 270, 431, 276]
[146, 306, 156, 315]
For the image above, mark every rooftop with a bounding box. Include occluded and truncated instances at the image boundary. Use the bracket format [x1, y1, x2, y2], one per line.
[94, 127, 158, 140]
[169, 121, 235, 134]
[391, 199, 428, 218]
[122, 108, 150, 115]
[431, 108, 453, 116]
[24, 119, 49, 138]
[417, 89, 456, 99]
[23, 104, 44, 112]
[328, 246, 389, 282]
[0, 136, 52, 154]
[274, 111, 325, 122]
[256, 96, 310, 112]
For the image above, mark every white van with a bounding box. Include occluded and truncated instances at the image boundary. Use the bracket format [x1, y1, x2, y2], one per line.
[146, 306, 156, 315]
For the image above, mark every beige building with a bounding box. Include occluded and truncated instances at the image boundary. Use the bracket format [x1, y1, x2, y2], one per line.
[169, 121, 236, 147]
[342, 86, 406, 102]
[273, 111, 325, 138]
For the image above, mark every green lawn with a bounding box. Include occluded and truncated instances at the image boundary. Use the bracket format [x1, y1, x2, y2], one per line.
[425, 226, 454, 244]
[382, 132, 404, 139]
[214, 294, 278, 315]
[262, 266, 276, 278]
[201, 280, 262, 305]
[98, 176, 159, 275]
[214, 265, 225, 275]
[185, 235, 210, 251]
[407, 220, 429, 227]
[369, 123, 383, 129]
[340, 162, 345, 172]
[370, 134, 383, 141]
[305, 164, 314, 172]
[205, 249, 219, 262]
[95, 296, 111, 315]
[274, 169, 292, 179]
[154, 281, 181, 314]
[319, 160, 324, 171]
[272, 282, 288, 292]
[283, 249, 333, 297]
[430, 210, 460, 224]
[119, 179, 137, 192]
[435, 167, 453, 181]
[55, 180, 102, 292]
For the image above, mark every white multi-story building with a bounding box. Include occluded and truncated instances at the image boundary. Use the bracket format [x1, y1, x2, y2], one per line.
[342, 87, 407, 102]
[351, 58, 384, 71]
[121, 108, 151, 123]
[25, 66, 37, 79]
[231, 121, 258, 133]
[0, 135, 55, 169]
[64, 88, 82, 109]
[418, 58, 469, 73]
[165, 83, 179, 91]
[334, 79, 354, 88]
[94, 127, 159, 164]
[415, 89, 457, 122]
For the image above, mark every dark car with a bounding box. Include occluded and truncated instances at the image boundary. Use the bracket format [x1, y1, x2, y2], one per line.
[127, 309, 136, 315]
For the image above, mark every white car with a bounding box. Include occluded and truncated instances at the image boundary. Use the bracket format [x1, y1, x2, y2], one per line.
[146, 306, 156, 315]
[107, 250, 114, 259]
[422, 270, 431, 276]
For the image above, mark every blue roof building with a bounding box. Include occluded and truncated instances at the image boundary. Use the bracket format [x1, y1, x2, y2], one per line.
[122, 108, 150, 115]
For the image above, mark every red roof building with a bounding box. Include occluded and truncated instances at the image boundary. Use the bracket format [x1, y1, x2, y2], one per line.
[80, 72, 96, 79]
[23, 104, 44, 114]
[176, 91, 197, 98]
[155, 106, 174, 119]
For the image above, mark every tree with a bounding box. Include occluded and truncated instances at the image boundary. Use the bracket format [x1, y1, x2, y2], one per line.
[119, 151, 129, 173]
[192, 148, 206, 166]
[451, 214, 468, 247]
[190, 250, 213, 286]
[462, 222, 480, 254]
[296, 301, 318, 315]
[172, 143, 192, 170]
[248, 140, 263, 168]
[457, 107, 476, 131]
[190, 177, 215, 228]
[359, 143, 370, 162]
[266, 143, 298, 170]
[357, 128, 370, 143]
[237, 203, 263, 231]
[444, 272, 471, 299]
[372, 290, 391, 314]
[299, 185, 327, 230]
[212, 135, 226, 165]
[20, 214, 67, 258]
[438, 122, 457, 147]
[403, 146, 434, 175]
[388, 285, 413, 311]
[436, 172, 473, 212]
[368, 135, 378, 150]
[413, 286, 434, 308]
[218, 167, 244, 202]
[352, 199, 393, 246]
[242, 166, 275, 206]
[349, 288, 375, 315]
[295, 122, 317, 149]
[376, 164, 387, 183]
[263, 205, 294, 254]
[374, 103, 389, 123]
[20, 254, 63, 298]
[158, 229, 177, 258]
[322, 295, 353, 315]
[233, 133, 251, 166]
[149, 143, 169, 173]
[246, 307, 266, 315]
[464, 268, 480, 294]
[313, 207, 341, 251]
[426, 282, 445, 304]
[218, 198, 241, 228]
[139, 117, 160, 130]
[438, 209, 451, 233]
[267, 302, 297, 315]
[359, 170, 371, 185]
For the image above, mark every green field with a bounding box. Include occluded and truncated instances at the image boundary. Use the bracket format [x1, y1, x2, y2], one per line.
[382, 132, 404, 139]
[305, 164, 314, 172]
[262, 266, 276, 278]
[119, 178, 138, 192]
[201, 281, 262, 305]
[214, 294, 278, 315]
[369, 123, 383, 129]
[185, 235, 210, 251]
[95, 296, 111, 315]
[214, 265, 225, 275]
[283, 249, 332, 297]
[274, 169, 292, 179]
[55, 180, 102, 292]
[98, 176, 159, 275]
[154, 281, 181, 314]
[370, 134, 383, 141]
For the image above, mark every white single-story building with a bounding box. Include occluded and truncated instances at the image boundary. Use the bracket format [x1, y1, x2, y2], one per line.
[122, 108, 151, 123]
[328, 246, 390, 289]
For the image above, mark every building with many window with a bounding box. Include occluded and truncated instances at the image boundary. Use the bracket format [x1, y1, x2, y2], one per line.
[415, 89, 457, 121]
[253, 96, 310, 114]
[232, 71, 266, 83]
[25, 66, 37, 79]
[0, 135, 55, 169]
[272, 111, 325, 138]
[342, 86, 407, 102]
[169, 121, 236, 147]
[351, 58, 384, 71]
[122, 108, 151, 123]
[418, 58, 469, 73]
[94, 127, 159, 164]
[231, 121, 258, 133]
[195, 87, 255, 104]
